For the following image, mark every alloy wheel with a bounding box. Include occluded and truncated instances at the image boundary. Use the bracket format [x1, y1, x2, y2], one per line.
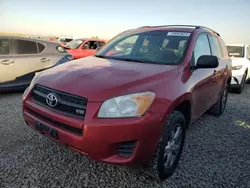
[163, 123, 183, 169]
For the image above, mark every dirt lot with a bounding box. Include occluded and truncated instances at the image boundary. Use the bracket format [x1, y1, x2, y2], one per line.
[0, 86, 250, 188]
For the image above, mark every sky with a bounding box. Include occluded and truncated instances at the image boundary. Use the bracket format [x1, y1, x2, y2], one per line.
[1, 0, 250, 44]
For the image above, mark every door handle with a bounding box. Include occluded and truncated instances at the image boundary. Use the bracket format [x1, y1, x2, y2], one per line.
[0, 59, 14, 65]
[40, 58, 50, 62]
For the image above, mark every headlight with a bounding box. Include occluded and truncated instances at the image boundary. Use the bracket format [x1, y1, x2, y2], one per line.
[98, 92, 155, 118]
[232, 65, 243, 70]
[23, 71, 43, 98]
[56, 46, 67, 53]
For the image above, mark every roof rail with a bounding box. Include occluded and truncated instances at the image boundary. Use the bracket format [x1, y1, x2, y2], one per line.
[195, 26, 220, 36]
[138, 25, 197, 29]
[138, 25, 220, 36]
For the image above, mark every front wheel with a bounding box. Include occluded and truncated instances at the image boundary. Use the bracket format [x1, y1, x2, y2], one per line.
[144, 111, 186, 181]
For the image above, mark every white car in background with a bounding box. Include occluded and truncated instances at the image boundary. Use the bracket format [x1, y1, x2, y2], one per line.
[226, 44, 250, 93]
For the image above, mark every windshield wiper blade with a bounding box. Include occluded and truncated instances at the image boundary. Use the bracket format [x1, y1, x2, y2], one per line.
[123, 58, 154, 64]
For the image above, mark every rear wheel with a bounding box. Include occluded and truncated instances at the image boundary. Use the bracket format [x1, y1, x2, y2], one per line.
[209, 84, 228, 116]
[144, 111, 186, 181]
[234, 72, 246, 94]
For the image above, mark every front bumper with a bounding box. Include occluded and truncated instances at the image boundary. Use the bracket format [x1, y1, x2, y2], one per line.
[23, 99, 164, 166]
[230, 69, 245, 87]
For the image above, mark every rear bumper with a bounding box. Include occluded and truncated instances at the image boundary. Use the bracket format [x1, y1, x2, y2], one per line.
[23, 99, 164, 165]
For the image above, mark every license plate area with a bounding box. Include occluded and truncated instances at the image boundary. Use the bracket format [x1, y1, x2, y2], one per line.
[36, 121, 58, 140]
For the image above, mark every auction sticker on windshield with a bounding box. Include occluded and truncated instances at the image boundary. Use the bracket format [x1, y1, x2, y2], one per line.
[167, 32, 191, 36]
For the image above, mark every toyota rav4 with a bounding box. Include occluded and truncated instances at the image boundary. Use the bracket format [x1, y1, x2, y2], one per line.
[22, 25, 232, 180]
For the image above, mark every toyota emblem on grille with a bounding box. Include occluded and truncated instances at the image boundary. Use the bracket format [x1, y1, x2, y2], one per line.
[46, 93, 58, 107]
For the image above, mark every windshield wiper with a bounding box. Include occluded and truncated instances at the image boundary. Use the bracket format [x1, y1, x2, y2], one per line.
[122, 58, 156, 64]
[94, 55, 106, 58]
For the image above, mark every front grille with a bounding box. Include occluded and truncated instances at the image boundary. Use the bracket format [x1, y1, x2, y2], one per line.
[31, 84, 88, 119]
[118, 141, 136, 158]
[26, 108, 83, 135]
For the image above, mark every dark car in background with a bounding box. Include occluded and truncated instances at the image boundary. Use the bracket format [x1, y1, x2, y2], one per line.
[0, 36, 73, 92]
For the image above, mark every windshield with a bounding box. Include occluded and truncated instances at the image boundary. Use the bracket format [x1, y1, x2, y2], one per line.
[95, 30, 191, 65]
[64, 39, 84, 49]
[226, 46, 245, 58]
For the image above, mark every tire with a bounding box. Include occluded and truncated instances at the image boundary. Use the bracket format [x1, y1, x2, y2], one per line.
[143, 111, 186, 181]
[234, 72, 246, 94]
[209, 84, 228, 116]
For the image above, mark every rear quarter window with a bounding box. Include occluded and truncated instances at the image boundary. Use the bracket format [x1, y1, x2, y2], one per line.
[0, 38, 10, 55]
[37, 42, 46, 53]
[208, 35, 222, 59]
[218, 38, 228, 58]
[11, 39, 38, 54]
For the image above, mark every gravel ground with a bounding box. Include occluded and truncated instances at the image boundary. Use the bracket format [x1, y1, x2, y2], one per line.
[0, 86, 250, 188]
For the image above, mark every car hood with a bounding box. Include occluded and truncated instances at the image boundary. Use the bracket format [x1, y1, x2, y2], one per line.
[230, 57, 249, 67]
[36, 56, 179, 101]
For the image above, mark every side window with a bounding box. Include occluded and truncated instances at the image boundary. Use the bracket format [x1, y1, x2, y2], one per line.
[115, 35, 138, 51]
[178, 40, 187, 50]
[37, 43, 45, 53]
[103, 35, 138, 56]
[218, 38, 227, 58]
[193, 34, 211, 63]
[208, 35, 222, 58]
[11, 39, 38, 54]
[98, 42, 105, 48]
[0, 38, 10, 55]
[162, 39, 169, 49]
[82, 41, 99, 50]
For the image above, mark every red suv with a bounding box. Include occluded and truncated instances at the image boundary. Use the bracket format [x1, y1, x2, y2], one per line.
[22, 25, 232, 180]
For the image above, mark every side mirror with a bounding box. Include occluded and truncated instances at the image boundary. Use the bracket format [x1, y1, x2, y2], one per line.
[196, 55, 219, 69]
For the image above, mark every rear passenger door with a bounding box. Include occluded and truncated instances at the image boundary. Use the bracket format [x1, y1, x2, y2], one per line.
[0, 37, 14, 84]
[207, 34, 226, 99]
[9, 38, 50, 85]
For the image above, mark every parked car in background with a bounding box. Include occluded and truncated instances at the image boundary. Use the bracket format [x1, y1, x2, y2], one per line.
[62, 38, 107, 59]
[58, 37, 73, 45]
[22, 25, 231, 181]
[0, 36, 73, 92]
[49, 37, 59, 42]
[30, 36, 43, 40]
[227, 44, 250, 93]
[226, 44, 250, 93]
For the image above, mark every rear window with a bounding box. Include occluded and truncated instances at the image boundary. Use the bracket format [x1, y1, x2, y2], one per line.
[65, 38, 73, 42]
[96, 30, 191, 65]
[11, 39, 38, 54]
[0, 38, 10, 55]
[226, 46, 244, 58]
